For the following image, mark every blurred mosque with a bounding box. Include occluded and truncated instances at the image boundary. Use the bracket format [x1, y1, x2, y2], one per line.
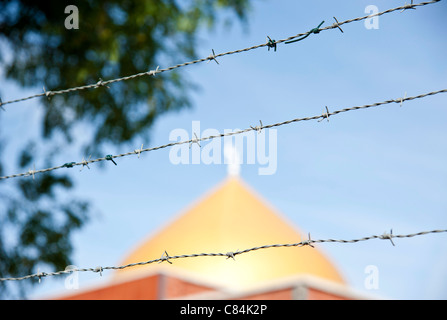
[54, 149, 370, 300]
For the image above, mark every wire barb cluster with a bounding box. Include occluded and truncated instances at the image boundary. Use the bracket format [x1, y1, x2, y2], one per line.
[0, 229, 445, 282]
[0, 87, 445, 181]
[0, 1, 440, 110]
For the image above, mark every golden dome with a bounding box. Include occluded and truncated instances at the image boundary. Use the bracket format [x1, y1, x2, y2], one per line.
[114, 177, 345, 290]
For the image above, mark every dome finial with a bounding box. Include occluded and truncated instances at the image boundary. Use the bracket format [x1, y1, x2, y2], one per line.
[224, 144, 240, 177]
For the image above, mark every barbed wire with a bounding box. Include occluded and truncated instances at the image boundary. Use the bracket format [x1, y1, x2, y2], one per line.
[0, 0, 440, 110]
[0, 87, 445, 181]
[0, 228, 445, 282]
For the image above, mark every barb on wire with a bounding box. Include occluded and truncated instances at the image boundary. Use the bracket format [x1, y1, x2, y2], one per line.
[226, 251, 237, 260]
[380, 229, 395, 246]
[94, 266, 103, 277]
[332, 17, 344, 33]
[0, 87, 446, 181]
[189, 132, 201, 148]
[80, 156, 91, 171]
[134, 144, 144, 159]
[62, 162, 76, 169]
[207, 49, 219, 65]
[250, 120, 263, 133]
[159, 250, 172, 264]
[95, 78, 110, 89]
[301, 233, 315, 248]
[318, 106, 330, 122]
[1, 228, 445, 282]
[0, 0, 440, 110]
[285, 20, 325, 44]
[105, 155, 117, 166]
[149, 66, 160, 76]
[398, 92, 407, 107]
[402, 0, 417, 12]
[27, 164, 36, 180]
[36, 272, 46, 284]
[42, 86, 53, 100]
[266, 36, 277, 52]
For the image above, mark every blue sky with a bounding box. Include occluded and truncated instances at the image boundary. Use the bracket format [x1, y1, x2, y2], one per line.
[1, 0, 446, 300]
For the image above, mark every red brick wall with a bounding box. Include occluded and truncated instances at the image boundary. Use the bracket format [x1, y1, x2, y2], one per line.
[58, 273, 217, 300]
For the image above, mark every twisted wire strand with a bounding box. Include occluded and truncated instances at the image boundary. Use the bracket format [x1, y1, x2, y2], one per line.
[0, 0, 440, 109]
[0, 87, 445, 181]
[1, 229, 445, 282]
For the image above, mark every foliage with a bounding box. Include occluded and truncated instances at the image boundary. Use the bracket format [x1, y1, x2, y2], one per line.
[0, 0, 250, 298]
